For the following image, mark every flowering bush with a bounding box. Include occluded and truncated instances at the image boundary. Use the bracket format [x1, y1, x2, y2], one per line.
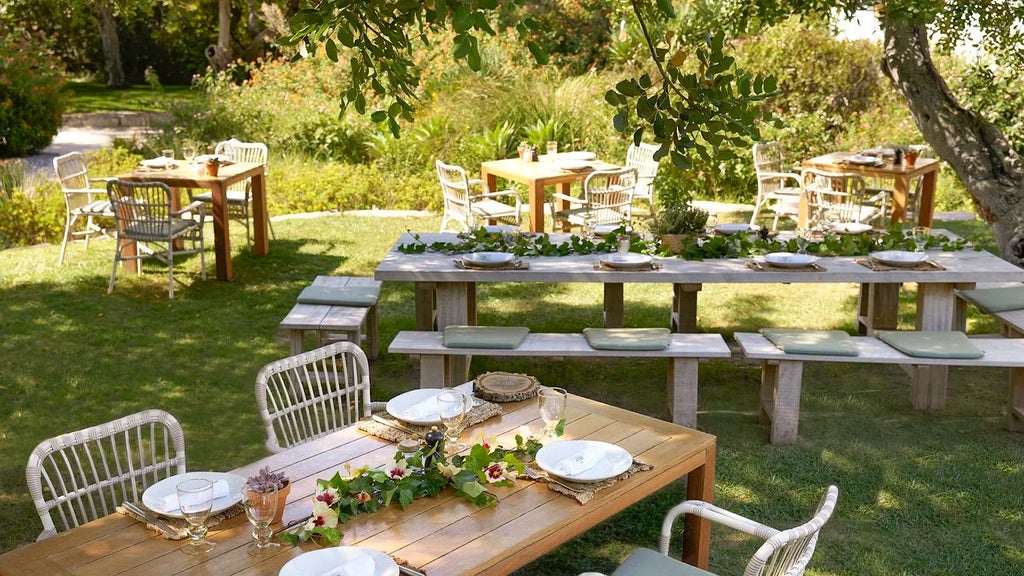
[0, 26, 66, 157]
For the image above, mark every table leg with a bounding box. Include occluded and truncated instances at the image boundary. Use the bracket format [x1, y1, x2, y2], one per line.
[890, 175, 909, 224]
[671, 284, 702, 333]
[912, 283, 956, 410]
[604, 283, 624, 328]
[169, 186, 184, 250]
[529, 181, 546, 233]
[414, 282, 437, 331]
[557, 182, 572, 232]
[436, 282, 473, 386]
[682, 443, 716, 569]
[917, 169, 938, 227]
[251, 169, 269, 255]
[797, 191, 810, 228]
[210, 181, 233, 281]
[857, 283, 899, 335]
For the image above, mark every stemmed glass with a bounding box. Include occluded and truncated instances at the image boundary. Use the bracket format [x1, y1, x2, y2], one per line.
[241, 486, 280, 557]
[437, 389, 472, 454]
[182, 144, 196, 167]
[912, 226, 930, 252]
[704, 214, 718, 240]
[537, 387, 568, 440]
[795, 228, 810, 255]
[582, 216, 597, 241]
[176, 479, 216, 555]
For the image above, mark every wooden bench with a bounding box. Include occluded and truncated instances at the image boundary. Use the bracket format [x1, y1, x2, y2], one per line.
[735, 332, 1024, 444]
[388, 330, 732, 428]
[279, 276, 380, 359]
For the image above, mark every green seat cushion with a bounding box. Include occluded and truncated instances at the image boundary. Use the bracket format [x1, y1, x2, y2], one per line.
[442, 326, 530, 349]
[876, 330, 984, 359]
[296, 285, 379, 306]
[583, 328, 671, 351]
[760, 329, 859, 356]
[612, 548, 715, 576]
[957, 286, 1024, 313]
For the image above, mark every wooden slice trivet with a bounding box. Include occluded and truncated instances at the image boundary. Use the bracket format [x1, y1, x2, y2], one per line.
[474, 371, 540, 402]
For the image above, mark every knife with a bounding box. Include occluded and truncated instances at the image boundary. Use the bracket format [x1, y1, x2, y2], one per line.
[372, 414, 416, 435]
[122, 501, 183, 538]
[398, 566, 427, 576]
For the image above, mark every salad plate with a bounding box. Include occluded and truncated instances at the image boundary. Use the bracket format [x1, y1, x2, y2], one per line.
[715, 223, 754, 236]
[535, 440, 632, 483]
[763, 252, 819, 269]
[460, 252, 516, 268]
[869, 250, 928, 267]
[278, 547, 399, 576]
[386, 388, 444, 425]
[141, 471, 245, 518]
[598, 253, 653, 270]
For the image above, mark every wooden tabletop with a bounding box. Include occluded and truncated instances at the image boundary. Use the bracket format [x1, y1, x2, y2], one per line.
[802, 152, 940, 179]
[118, 161, 264, 189]
[0, 395, 716, 576]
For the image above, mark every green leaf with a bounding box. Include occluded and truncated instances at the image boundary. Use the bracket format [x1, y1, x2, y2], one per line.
[370, 110, 388, 122]
[655, 0, 676, 18]
[460, 480, 486, 498]
[527, 41, 549, 65]
[613, 109, 628, 132]
[324, 38, 338, 62]
[605, 91, 623, 106]
[615, 79, 641, 97]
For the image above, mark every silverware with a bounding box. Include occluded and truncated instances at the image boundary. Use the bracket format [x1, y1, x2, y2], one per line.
[272, 515, 310, 537]
[122, 501, 184, 538]
[522, 466, 578, 492]
[398, 566, 428, 576]
[372, 414, 416, 435]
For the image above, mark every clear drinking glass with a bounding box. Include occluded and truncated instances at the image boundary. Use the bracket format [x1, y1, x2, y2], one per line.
[546, 141, 558, 156]
[704, 214, 718, 239]
[583, 216, 597, 241]
[161, 148, 174, 160]
[437, 390, 472, 453]
[241, 486, 280, 557]
[538, 387, 568, 439]
[177, 479, 216, 555]
[912, 226, 931, 252]
[795, 228, 810, 254]
[182, 144, 196, 165]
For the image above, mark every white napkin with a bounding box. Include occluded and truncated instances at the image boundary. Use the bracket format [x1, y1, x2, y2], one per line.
[318, 554, 375, 576]
[554, 446, 606, 477]
[161, 479, 230, 512]
[402, 395, 440, 420]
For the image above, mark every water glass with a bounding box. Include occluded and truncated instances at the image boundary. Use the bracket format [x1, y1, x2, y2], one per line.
[538, 387, 568, 439]
[182, 145, 196, 165]
[912, 226, 930, 252]
[437, 389, 472, 453]
[177, 479, 216, 555]
[161, 148, 174, 160]
[795, 228, 810, 254]
[704, 214, 719, 239]
[241, 486, 280, 557]
[583, 217, 597, 241]
[546, 141, 558, 156]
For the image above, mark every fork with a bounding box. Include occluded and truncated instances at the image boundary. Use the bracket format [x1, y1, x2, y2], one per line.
[522, 466, 577, 492]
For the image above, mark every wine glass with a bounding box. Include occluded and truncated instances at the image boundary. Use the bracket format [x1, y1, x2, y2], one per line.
[795, 228, 810, 255]
[912, 226, 930, 252]
[704, 214, 718, 239]
[537, 387, 568, 439]
[176, 479, 216, 555]
[582, 216, 597, 241]
[241, 486, 280, 557]
[437, 390, 472, 453]
[182, 144, 196, 166]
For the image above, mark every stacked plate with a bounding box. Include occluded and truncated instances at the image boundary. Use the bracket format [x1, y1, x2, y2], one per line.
[141, 471, 246, 518]
[763, 252, 818, 269]
[535, 440, 632, 483]
[829, 222, 873, 235]
[715, 223, 755, 236]
[140, 158, 177, 169]
[460, 252, 516, 269]
[869, 250, 928, 267]
[598, 253, 653, 270]
[386, 388, 445, 425]
[279, 547, 399, 576]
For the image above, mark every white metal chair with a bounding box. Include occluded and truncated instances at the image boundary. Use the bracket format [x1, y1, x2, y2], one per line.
[436, 159, 522, 232]
[255, 341, 384, 453]
[750, 142, 802, 231]
[578, 485, 839, 576]
[802, 168, 887, 227]
[551, 167, 638, 229]
[53, 151, 115, 266]
[106, 180, 207, 299]
[626, 142, 660, 214]
[188, 139, 274, 249]
[26, 409, 187, 540]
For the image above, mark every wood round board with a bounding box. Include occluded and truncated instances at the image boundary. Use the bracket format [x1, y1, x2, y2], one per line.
[473, 371, 540, 402]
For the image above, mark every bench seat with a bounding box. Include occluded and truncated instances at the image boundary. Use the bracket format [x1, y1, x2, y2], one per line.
[279, 276, 380, 359]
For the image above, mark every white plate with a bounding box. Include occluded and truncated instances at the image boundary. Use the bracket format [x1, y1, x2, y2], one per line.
[140, 158, 176, 169]
[461, 252, 515, 268]
[870, 250, 928, 267]
[536, 440, 633, 483]
[763, 252, 818, 268]
[592, 224, 631, 237]
[830, 222, 873, 235]
[598, 253, 653, 270]
[481, 225, 519, 234]
[141, 471, 245, 518]
[386, 388, 445, 425]
[845, 154, 884, 166]
[278, 547, 399, 576]
[716, 223, 754, 235]
[556, 160, 592, 171]
[558, 151, 597, 161]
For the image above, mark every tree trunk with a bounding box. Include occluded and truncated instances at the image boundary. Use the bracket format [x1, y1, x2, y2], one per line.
[208, 0, 233, 71]
[881, 16, 1024, 264]
[96, 1, 126, 88]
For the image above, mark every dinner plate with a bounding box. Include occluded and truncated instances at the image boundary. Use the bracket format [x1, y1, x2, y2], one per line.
[592, 224, 631, 237]
[535, 440, 632, 483]
[558, 151, 597, 161]
[386, 388, 444, 425]
[829, 222, 873, 235]
[461, 252, 516, 268]
[141, 471, 245, 518]
[598, 253, 653, 270]
[763, 252, 818, 268]
[556, 160, 592, 171]
[278, 547, 399, 576]
[481, 225, 520, 234]
[716, 223, 754, 236]
[140, 158, 177, 169]
[845, 154, 884, 166]
[870, 250, 928, 267]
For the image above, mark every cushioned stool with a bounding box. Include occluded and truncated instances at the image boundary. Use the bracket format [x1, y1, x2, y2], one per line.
[279, 276, 381, 359]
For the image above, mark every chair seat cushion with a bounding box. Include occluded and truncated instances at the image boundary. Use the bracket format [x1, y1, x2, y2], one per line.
[73, 199, 113, 215]
[471, 199, 518, 219]
[193, 190, 248, 203]
[443, 325, 529, 349]
[297, 285, 380, 306]
[612, 548, 716, 576]
[875, 330, 984, 359]
[584, 328, 671, 351]
[124, 219, 199, 241]
[761, 329, 859, 356]
[957, 286, 1024, 313]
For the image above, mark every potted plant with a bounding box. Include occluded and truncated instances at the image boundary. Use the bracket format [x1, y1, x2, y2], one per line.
[650, 168, 709, 253]
[246, 466, 290, 524]
[204, 154, 225, 176]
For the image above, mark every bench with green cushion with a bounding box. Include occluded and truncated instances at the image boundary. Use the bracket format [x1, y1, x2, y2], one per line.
[442, 325, 530, 349]
[955, 285, 1024, 314]
[296, 284, 380, 306]
[279, 276, 381, 359]
[875, 330, 983, 359]
[760, 328, 859, 356]
[583, 327, 671, 351]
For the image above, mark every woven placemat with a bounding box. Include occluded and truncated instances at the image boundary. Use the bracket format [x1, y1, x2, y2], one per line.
[117, 502, 244, 540]
[855, 258, 946, 272]
[474, 371, 540, 402]
[745, 260, 826, 272]
[535, 459, 654, 505]
[592, 261, 662, 271]
[453, 259, 529, 270]
[357, 400, 503, 442]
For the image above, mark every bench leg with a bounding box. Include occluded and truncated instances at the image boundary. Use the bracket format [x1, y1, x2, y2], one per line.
[419, 355, 446, 389]
[366, 304, 379, 360]
[604, 283, 624, 328]
[762, 360, 802, 445]
[910, 365, 947, 411]
[1009, 367, 1024, 432]
[288, 329, 304, 355]
[671, 283, 702, 333]
[667, 358, 698, 428]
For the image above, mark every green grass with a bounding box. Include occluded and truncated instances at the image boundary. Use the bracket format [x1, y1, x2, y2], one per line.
[1, 214, 1021, 574]
[62, 81, 203, 113]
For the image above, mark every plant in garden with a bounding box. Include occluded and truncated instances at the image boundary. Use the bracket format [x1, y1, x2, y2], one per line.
[0, 26, 67, 157]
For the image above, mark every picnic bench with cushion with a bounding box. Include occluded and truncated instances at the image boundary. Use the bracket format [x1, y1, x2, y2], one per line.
[388, 327, 732, 428]
[736, 330, 1024, 444]
[278, 275, 381, 359]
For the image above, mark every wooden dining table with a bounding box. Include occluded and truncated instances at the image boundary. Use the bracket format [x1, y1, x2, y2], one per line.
[117, 161, 269, 281]
[0, 394, 717, 576]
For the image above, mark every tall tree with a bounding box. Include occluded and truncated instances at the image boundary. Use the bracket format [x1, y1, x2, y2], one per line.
[95, 0, 126, 88]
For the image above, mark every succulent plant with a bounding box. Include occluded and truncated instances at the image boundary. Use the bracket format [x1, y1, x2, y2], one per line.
[246, 466, 289, 493]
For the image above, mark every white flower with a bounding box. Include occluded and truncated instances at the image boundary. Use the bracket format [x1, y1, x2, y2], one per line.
[388, 457, 410, 480]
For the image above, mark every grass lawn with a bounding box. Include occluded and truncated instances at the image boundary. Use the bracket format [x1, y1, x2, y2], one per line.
[62, 81, 202, 114]
[1, 213, 1022, 575]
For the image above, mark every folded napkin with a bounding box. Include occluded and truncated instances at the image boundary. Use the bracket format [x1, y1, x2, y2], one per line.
[760, 329, 859, 356]
[583, 327, 670, 351]
[297, 285, 379, 306]
[160, 479, 230, 512]
[442, 325, 530, 349]
[956, 286, 1024, 313]
[875, 330, 984, 359]
[402, 396, 440, 421]
[554, 446, 606, 477]
[319, 555, 375, 576]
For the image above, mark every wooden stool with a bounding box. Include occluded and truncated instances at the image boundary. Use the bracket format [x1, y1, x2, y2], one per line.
[279, 276, 381, 359]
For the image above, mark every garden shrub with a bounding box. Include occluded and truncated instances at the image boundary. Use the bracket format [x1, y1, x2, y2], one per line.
[0, 181, 64, 249]
[0, 27, 67, 158]
[268, 158, 437, 214]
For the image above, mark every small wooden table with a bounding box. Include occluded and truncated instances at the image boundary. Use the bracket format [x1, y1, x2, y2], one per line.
[0, 394, 717, 576]
[801, 152, 941, 227]
[480, 157, 617, 233]
[117, 161, 269, 281]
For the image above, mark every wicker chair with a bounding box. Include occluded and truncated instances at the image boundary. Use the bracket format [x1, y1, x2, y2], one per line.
[188, 139, 275, 249]
[551, 167, 638, 230]
[26, 409, 187, 540]
[578, 485, 839, 576]
[106, 180, 206, 299]
[436, 159, 522, 232]
[750, 142, 803, 231]
[802, 168, 887, 227]
[53, 151, 115, 266]
[626, 142, 661, 215]
[255, 342, 385, 453]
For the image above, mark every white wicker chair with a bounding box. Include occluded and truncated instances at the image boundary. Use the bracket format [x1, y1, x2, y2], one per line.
[26, 409, 187, 540]
[578, 485, 839, 576]
[551, 167, 638, 229]
[188, 139, 275, 249]
[436, 159, 522, 232]
[750, 142, 802, 231]
[256, 342, 384, 453]
[626, 142, 661, 214]
[802, 168, 887, 227]
[53, 151, 115, 266]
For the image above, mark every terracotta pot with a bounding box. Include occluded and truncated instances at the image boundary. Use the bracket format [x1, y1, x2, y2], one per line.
[205, 161, 220, 176]
[660, 233, 697, 254]
[904, 150, 919, 167]
[247, 480, 291, 524]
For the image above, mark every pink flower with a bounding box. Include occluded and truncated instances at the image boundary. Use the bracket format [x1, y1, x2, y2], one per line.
[388, 458, 410, 479]
[484, 462, 513, 483]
